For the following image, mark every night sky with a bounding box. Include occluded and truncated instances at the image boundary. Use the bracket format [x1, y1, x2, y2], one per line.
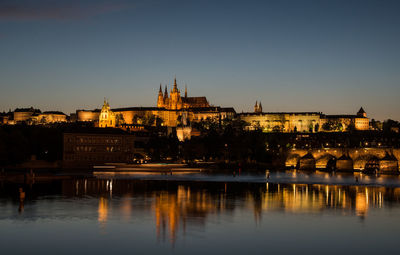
[0, 0, 399, 120]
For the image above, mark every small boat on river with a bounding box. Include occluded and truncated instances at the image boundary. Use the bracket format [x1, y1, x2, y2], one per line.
[93, 162, 204, 174]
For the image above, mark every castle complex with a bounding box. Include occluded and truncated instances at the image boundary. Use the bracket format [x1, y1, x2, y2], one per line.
[0, 77, 372, 133]
[80, 77, 235, 128]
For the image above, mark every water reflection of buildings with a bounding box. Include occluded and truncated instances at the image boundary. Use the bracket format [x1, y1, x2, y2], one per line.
[57, 179, 400, 242]
[154, 186, 219, 244]
[250, 184, 392, 220]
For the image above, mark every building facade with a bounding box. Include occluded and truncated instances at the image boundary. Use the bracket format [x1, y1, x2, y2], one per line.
[240, 111, 321, 132]
[239, 102, 369, 132]
[1, 107, 67, 125]
[63, 132, 148, 166]
[99, 99, 116, 128]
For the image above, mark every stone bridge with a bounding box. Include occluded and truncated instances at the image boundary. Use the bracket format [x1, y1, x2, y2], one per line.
[285, 148, 400, 173]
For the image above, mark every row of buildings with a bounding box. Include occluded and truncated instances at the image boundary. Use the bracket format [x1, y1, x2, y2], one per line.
[241, 105, 369, 132]
[0, 77, 370, 133]
[0, 107, 67, 125]
[79, 78, 236, 128]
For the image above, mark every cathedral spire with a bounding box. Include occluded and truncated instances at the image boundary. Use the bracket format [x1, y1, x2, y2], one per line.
[164, 85, 168, 99]
[185, 84, 187, 98]
[157, 84, 164, 108]
[254, 101, 261, 113]
[104, 97, 110, 107]
[173, 76, 178, 92]
[158, 84, 163, 96]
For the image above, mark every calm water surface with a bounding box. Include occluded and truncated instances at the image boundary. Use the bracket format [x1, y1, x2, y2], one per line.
[1, 171, 400, 254]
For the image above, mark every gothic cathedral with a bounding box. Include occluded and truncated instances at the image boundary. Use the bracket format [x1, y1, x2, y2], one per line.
[157, 77, 210, 110]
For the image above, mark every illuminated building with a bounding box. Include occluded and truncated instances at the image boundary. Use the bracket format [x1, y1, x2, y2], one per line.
[76, 109, 100, 122]
[0, 107, 67, 125]
[13, 107, 42, 123]
[254, 101, 262, 113]
[78, 77, 235, 127]
[99, 99, 116, 128]
[240, 103, 370, 132]
[38, 111, 67, 123]
[157, 77, 210, 110]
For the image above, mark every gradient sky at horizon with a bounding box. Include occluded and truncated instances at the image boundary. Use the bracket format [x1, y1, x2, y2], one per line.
[0, 0, 399, 120]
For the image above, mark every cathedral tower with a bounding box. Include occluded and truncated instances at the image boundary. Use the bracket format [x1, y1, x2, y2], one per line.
[185, 84, 187, 98]
[169, 77, 182, 110]
[164, 85, 169, 100]
[254, 101, 262, 113]
[156, 77, 210, 110]
[157, 84, 164, 108]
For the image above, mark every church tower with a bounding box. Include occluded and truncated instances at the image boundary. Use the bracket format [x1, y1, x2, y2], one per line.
[169, 77, 182, 110]
[357, 107, 367, 118]
[254, 101, 262, 113]
[99, 98, 116, 128]
[185, 84, 187, 98]
[157, 84, 164, 108]
[163, 85, 169, 107]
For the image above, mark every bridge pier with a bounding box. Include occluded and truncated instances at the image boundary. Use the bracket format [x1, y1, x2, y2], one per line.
[336, 154, 353, 171]
[298, 152, 316, 170]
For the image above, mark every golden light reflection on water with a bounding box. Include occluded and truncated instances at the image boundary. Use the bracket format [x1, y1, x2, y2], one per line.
[153, 185, 218, 244]
[60, 179, 400, 243]
[98, 196, 109, 231]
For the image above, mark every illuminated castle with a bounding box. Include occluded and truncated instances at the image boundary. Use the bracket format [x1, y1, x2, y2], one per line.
[157, 77, 210, 110]
[75, 77, 235, 128]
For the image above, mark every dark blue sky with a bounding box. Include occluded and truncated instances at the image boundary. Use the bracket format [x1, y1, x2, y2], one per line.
[0, 0, 399, 120]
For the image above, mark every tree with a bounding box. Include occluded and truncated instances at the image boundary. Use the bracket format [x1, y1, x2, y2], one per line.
[116, 113, 125, 126]
[314, 123, 319, 132]
[322, 121, 334, 131]
[177, 115, 182, 126]
[272, 125, 282, 132]
[383, 119, 400, 133]
[370, 119, 382, 131]
[155, 117, 164, 127]
[278, 115, 286, 131]
[347, 122, 356, 132]
[40, 116, 47, 124]
[143, 113, 155, 126]
[132, 114, 141, 124]
[335, 122, 343, 132]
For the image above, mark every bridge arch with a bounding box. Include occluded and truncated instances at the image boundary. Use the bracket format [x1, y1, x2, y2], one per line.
[315, 153, 336, 170]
